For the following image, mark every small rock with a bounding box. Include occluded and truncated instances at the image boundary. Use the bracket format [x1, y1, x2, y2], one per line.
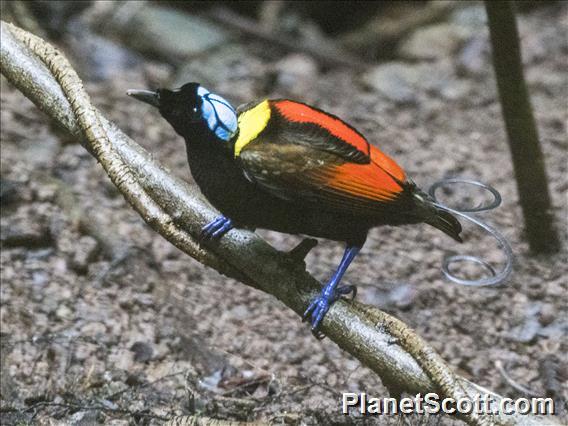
[229, 305, 249, 320]
[361, 62, 418, 104]
[507, 316, 541, 344]
[34, 182, 58, 202]
[55, 304, 72, 321]
[0, 179, 27, 206]
[388, 284, 418, 310]
[32, 271, 50, 288]
[125, 372, 145, 387]
[106, 420, 129, 426]
[67, 26, 143, 82]
[1, 211, 52, 249]
[99, 399, 118, 410]
[70, 236, 99, 274]
[450, 6, 488, 29]
[275, 53, 318, 79]
[68, 410, 98, 426]
[440, 79, 473, 100]
[399, 24, 472, 61]
[173, 44, 255, 89]
[74, 344, 94, 362]
[109, 5, 231, 62]
[538, 303, 556, 326]
[105, 419, 130, 426]
[252, 383, 269, 399]
[19, 134, 60, 170]
[67, 411, 96, 426]
[363, 283, 417, 310]
[538, 319, 568, 340]
[457, 37, 489, 77]
[199, 369, 223, 393]
[130, 341, 153, 363]
[273, 53, 319, 94]
[81, 322, 107, 337]
[26, 1, 90, 39]
[40, 296, 58, 314]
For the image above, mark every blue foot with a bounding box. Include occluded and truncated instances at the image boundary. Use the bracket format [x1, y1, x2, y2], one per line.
[200, 216, 234, 240]
[302, 245, 362, 336]
[303, 284, 357, 331]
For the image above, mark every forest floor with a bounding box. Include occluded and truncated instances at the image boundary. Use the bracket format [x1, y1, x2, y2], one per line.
[1, 2, 567, 425]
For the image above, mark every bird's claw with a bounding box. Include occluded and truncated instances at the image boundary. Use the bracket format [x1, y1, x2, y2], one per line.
[200, 216, 233, 241]
[303, 295, 330, 331]
[303, 284, 357, 332]
[333, 284, 357, 301]
[311, 328, 326, 340]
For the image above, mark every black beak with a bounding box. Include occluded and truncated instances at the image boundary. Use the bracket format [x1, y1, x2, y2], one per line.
[126, 89, 160, 108]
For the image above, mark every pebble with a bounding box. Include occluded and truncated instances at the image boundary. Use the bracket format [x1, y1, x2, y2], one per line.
[457, 36, 489, 77]
[538, 303, 556, 326]
[388, 284, 418, 310]
[55, 304, 73, 321]
[399, 24, 473, 61]
[0, 179, 27, 206]
[115, 5, 231, 61]
[130, 341, 154, 363]
[70, 236, 99, 274]
[450, 6, 488, 29]
[81, 322, 107, 337]
[361, 283, 417, 310]
[173, 44, 258, 91]
[68, 410, 99, 426]
[1, 214, 52, 249]
[362, 58, 468, 104]
[361, 62, 419, 104]
[273, 53, 319, 94]
[440, 79, 473, 100]
[18, 134, 60, 171]
[66, 21, 143, 82]
[506, 304, 542, 344]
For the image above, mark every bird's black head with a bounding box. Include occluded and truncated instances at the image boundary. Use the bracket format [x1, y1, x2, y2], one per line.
[127, 82, 238, 142]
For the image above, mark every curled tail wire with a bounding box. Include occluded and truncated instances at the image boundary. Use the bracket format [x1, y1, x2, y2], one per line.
[428, 178, 513, 287]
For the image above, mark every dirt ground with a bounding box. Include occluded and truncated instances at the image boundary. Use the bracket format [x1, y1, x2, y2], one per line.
[1, 2, 567, 425]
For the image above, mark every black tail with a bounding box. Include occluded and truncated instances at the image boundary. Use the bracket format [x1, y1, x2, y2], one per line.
[409, 185, 463, 242]
[424, 207, 463, 242]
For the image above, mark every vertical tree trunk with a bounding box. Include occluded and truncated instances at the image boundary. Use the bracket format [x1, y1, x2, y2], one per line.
[485, 0, 560, 253]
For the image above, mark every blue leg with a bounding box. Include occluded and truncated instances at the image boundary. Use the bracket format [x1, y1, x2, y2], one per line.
[303, 245, 361, 332]
[200, 215, 234, 240]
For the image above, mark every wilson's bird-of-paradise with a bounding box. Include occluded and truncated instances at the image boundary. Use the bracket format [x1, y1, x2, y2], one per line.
[127, 83, 462, 333]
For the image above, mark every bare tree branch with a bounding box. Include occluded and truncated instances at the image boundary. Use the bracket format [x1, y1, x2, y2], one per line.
[0, 22, 557, 426]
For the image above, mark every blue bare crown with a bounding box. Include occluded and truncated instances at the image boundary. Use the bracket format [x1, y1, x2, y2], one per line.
[197, 86, 237, 142]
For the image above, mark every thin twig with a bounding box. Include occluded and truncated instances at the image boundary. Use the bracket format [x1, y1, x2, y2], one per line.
[495, 360, 542, 398]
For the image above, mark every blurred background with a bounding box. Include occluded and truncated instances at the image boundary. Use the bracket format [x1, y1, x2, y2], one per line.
[1, 1, 566, 424]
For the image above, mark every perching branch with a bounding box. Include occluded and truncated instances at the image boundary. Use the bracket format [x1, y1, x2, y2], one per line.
[485, 1, 560, 254]
[0, 22, 557, 426]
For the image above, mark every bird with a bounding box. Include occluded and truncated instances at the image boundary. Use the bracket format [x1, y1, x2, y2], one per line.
[127, 82, 462, 333]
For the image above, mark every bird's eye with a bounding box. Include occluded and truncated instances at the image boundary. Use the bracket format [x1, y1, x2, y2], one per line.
[189, 106, 201, 121]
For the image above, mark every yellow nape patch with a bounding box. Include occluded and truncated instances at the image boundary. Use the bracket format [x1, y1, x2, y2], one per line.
[234, 100, 271, 157]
